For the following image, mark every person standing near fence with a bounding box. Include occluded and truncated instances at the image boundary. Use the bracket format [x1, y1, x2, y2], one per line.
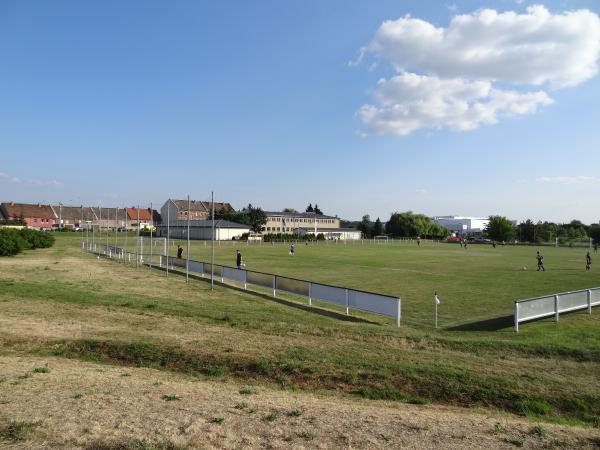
[536, 251, 545, 271]
[177, 245, 183, 259]
[586, 252, 592, 271]
[236, 250, 243, 269]
[289, 243, 295, 256]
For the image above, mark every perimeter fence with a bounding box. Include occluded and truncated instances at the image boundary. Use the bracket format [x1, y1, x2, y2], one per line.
[84, 242, 401, 327]
[514, 287, 600, 332]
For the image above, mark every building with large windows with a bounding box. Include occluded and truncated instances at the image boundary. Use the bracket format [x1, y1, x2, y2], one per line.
[263, 211, 340, 233]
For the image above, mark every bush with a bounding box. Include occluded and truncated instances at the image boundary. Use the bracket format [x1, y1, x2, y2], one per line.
[19, 229, 55, 249]
[0, 229, 23, 256]
[0, 228, 55, 256]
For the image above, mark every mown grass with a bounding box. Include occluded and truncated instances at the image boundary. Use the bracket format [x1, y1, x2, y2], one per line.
[0, 234, 599, 426]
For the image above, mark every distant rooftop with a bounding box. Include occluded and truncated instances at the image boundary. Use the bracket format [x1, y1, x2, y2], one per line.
[264, 211, 337, 219]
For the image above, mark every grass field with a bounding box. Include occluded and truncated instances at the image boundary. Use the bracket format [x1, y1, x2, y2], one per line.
[99, 232, 600, 328]
[1, 234, 600, 447]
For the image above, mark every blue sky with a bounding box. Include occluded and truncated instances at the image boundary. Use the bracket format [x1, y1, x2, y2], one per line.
[1, 0, 599, 223]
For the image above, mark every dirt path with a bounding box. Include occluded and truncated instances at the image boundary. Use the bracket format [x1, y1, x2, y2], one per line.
[0, 356, 598, 449]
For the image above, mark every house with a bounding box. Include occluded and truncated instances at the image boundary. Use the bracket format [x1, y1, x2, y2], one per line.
[160, 199, 233, 225]
[155, 219, 250, 240]
[0, 202, 57, 230]
[263, 211, 340, 233]
[90, 207, 126, 230]
[126, 207, 160, 229]
[50, 205, 96, 229]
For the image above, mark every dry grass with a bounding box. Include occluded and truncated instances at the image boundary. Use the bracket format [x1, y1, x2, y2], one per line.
[0, 355, 598, 449]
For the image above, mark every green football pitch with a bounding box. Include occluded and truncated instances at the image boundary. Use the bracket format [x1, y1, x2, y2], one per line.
[97, 233, 600, 329]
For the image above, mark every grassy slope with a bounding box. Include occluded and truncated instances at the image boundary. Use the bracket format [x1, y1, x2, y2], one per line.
[1, 234, 599, 426]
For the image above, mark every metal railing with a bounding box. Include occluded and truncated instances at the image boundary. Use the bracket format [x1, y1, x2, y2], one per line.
[86, 244, 402, 327]
[514, 287, 600, 332]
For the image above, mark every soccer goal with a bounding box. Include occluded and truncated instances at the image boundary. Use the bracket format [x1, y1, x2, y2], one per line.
[374, 235, 389, 244]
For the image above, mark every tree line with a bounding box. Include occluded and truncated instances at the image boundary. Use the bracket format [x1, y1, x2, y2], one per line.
[357, 212, 451, 239]
[486, 216, 600, 244]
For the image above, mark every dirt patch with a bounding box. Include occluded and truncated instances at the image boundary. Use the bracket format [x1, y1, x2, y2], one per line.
[0, 356, 598, 449]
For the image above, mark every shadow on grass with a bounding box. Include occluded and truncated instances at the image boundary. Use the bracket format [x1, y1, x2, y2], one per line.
[148, 264, 378, 326]
[446, 315, 514, 332]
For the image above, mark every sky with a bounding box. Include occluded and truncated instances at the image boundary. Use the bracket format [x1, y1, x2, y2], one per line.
[1, 0, 599, 223]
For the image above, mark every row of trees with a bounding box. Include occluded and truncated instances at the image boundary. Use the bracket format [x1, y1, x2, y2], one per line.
[487, 216, 600, 243]
[357, 212, 452, 239]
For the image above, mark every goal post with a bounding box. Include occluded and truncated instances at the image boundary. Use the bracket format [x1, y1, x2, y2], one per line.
[374, 235, 389, 244]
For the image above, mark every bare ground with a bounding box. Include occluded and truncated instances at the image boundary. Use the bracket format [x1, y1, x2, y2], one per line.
[0, 356, 598, 450]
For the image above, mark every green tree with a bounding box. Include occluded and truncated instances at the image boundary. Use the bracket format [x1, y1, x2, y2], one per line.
[373, 218, 383, 236]
[385, 211, 431, 237]
[485, 216, 516, 242]
[282, 208, 297, 213]
[589, 224, 600, 244]
[518, 219, 536, 242]
[357, 215, 373, 238]
[305, 203, 313, 213]
[429, 223, 451, 238]
[314, 204, 323, 215]
[246, 204, 267, 233]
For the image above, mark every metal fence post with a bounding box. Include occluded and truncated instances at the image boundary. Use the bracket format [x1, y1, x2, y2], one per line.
[514, 302, 519, 333]
[555, 295, 560, 322]
[588, 290, 593, 314]
[396, 298, 401, 328]
[345, 289, 349, 315]
[308, 282, 312, 306]
[244, 270, 247, 290]
[273, 275, 276, 297]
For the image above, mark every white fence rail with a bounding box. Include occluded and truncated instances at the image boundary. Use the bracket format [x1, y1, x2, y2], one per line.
[90, 245, 401, 327]
[514, 287, 600, 331]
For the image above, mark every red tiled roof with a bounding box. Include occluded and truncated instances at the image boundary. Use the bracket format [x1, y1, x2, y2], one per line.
[126, 208, 153, 221]
[1, 202, 56, 219]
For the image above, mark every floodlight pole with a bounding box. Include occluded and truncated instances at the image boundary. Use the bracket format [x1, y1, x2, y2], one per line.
[106, 206, 109, 251]
[92, 206, 96, 250]
[124, 207, 128, 260]
[211, 191, 215, 291]
[166, 200, 170, 277]
[114, 207, 118, 251]
[80, 205, 84, 250]
[149, 202, 153, 269]
[99, 205, 103, 253]
[136, 205, 140, 267]
[186, 195, 191, 283]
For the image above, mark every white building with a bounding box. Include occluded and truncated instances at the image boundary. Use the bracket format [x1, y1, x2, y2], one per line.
[295, 227, 362, 240]
[431, 216, 489, 235]
[155, 220, 250, 240]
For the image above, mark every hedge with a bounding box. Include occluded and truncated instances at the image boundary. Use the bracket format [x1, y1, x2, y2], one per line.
[0, 228, 55, 256]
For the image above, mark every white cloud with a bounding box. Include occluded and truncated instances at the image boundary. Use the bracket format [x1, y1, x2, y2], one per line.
[370, 5, 600, 88]
[360, 72, 552, 135]
[415, 188, 428, 194]
[0, 171, 63, 187]
[537, 176, 600, 186]
[357, 5, 600, 135]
